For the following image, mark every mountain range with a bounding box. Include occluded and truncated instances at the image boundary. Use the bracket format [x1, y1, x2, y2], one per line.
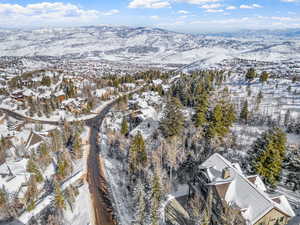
[0, 26, 299, 67]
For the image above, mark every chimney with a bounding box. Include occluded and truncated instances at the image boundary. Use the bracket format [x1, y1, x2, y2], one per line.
[222, 167, 231, 179]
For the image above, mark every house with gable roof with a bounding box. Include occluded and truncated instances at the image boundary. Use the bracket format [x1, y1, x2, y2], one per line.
[192, 153, 295, 225]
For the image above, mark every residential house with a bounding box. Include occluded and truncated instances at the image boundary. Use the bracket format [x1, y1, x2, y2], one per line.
[192, 153, 295, 225]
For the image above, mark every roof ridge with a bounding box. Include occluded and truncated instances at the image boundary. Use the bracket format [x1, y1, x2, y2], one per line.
[213, 153, 275, 224]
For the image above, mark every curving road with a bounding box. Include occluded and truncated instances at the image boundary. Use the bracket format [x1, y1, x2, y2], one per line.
[2, 86, 144, 225]
[0, 107, 60, 125]
[85, 102, 117, 225]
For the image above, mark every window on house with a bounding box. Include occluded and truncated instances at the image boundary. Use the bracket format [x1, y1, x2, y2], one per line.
[280, 216, 284, 222]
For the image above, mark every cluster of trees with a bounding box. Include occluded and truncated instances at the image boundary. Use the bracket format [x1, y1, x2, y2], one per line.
[9, 70, 60, 90]
[102, 68, 297, 225]
[27, 96, 61, 118]
[205, 102, 236, 139]
[287, 121, 300, 135]
[97, 70, 171, 89]
[0, 137, 12, 165]
[22, 122, 83, 212]
[249, 128, 287, 186]
[61, 79, 77, 99]
[284, 149, 300, 191]
[245, 68, 269, 83]
[128, 132, 147, 175]
[41, 76, 52, 87]
[160, 97, 184, 138]
[0, 186, 20, 220]
[170, 71, 225, 108]
[131, 172, 162, 225]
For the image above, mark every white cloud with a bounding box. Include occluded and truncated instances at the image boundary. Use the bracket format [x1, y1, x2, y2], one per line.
[102, 9, 120, 16]
[205, 9, 224, 13]
[0, 2, 100, 18]
[0, 2, 120, 27]
[128, 0, 170, 8]
[150, 15, 160, 19]
[177, 10, 189, 14]
[226, 6, 237, 10]
[201, 3, 222, 9]
[175, 0, 220, 5]
[271, 16, 292, 21]
[281, 0, 298, 2]
[240, 4, 262, 9]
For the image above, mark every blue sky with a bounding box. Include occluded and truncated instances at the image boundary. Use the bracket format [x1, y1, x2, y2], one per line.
[0, 0, 299, 33]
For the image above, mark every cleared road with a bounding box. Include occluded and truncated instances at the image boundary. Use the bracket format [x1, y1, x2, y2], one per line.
[86, 102, 116, 225]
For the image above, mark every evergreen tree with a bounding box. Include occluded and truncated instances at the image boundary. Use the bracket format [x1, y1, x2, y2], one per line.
[129, 132, 147, 174]
[39, 143, 51, 169]
[120, 117, 129, 136]
[160, 97, 184, 138]
[0, 187, 7, 208]
[206, 103, 233, 139]
[284, 110, 291, 127]
[240, 100, 249, 123]
[222, 103, 237, 129]
[292, 76, 297, 83]
[245, 68, 256, 81]
[53, 182, 66, 210]
[150, 173, 161, 225]
[72, 133, 82, 159]
[41, 76, 52, 87]
[194, 93, 209, 128]
[24, 176, 38, 211]
[133, 182, 146, 225]
[26, 158, 44, 183]
[260, 71, 269, 83]
[250, 128, 287, 186]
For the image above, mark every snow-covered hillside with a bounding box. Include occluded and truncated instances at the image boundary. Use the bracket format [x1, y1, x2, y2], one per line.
[0, 26, 300, 67]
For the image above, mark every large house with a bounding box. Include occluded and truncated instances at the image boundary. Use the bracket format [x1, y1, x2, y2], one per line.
[193, 153, 295, 225]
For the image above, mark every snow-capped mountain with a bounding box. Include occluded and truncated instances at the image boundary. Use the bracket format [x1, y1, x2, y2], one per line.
[0, 26, 299, 66]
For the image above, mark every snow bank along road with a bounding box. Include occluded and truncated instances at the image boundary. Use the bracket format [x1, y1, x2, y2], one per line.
[2, 87, 144, 225]
[86, 102, 117, 225]
[84, 86, 146, 225]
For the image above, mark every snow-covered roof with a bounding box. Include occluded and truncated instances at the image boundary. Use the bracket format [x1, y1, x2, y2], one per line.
[201, 153, 295, 225]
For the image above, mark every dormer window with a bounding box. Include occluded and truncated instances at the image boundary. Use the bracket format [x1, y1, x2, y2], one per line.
[222, 167, 230, 179]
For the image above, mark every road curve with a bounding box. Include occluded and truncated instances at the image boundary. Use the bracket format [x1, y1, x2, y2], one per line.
[2, 86, 144, 225]
[0, 108, 60, 125]
[85, 87, 145, 225]
[85, 101, 117, 225]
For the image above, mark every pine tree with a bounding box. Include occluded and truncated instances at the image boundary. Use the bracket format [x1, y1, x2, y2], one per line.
[41, 76, 52, 87]
[150, 173, 161, 225]
[284, 110, 291, 127]
[133, 182, 146, 225]
[245, 68, 256, 81]
[222, 103, 237, 128]
[129, 132, 147, 174]
[250, 128, 287, 186]
[260, 71, 269, 83]
[39, 143, 51, 169]
[194, 93, 209, 128]
[206, 103, 231, 139]
[53, 182, 66, 210]
[24, 175, 38, 211]
[160, 97, 184, 138]
[240, 100, 249, 123]
[72, 133, 82, 159]
[0, 187, 8, 208]
[27, 158, 44, 183]
[120, 117, 129, 136]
